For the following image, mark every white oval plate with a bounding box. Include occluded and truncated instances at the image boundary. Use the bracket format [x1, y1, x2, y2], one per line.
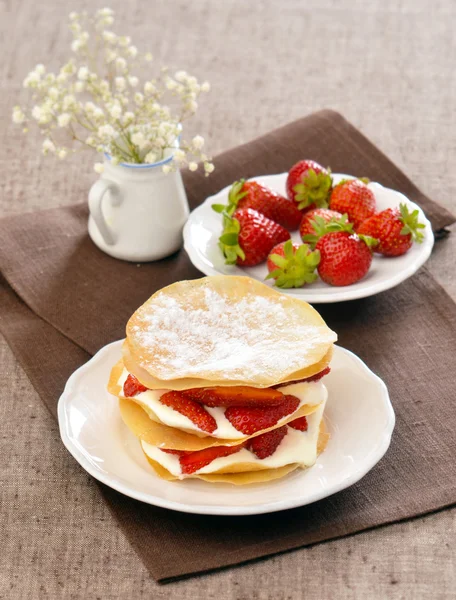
[183, 173, 434, 303]
[58, 340, 395, 516]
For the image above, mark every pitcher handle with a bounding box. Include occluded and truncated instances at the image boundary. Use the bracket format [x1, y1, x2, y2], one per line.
[88, 179, 122, 246]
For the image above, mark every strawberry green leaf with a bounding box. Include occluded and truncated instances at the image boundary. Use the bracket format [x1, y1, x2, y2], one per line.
[219, 233, 239, 245]
[212, 203, 227, 213]
[293, 168, 332, 210]
[358, 234, 379, 249]
[399, 203, 426, 243]
[265, 244, 320, 289]
[301, 213, 353, 247]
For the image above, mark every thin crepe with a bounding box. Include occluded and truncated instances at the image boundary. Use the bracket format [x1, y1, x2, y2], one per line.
[126, 276, 337, 387]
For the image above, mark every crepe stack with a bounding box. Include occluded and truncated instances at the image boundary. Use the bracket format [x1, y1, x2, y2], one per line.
[108, 276, 337, 485]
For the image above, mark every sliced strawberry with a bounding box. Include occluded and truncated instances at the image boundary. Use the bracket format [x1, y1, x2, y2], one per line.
[272, 366, 331, 388]
[179, 443, 246, 475]
[247, 425, 288, 459]
[288, 416, 308, 431]
[183, 385, 285, 408]
[123, 374, 148, 397]
[225, 395, 300, 436]
[160, 448, 189, 456]
[159, 391, 217, 434]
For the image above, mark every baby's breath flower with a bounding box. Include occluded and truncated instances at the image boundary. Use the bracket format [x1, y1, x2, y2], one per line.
[115, 76, 126, 92]
[12, 106, 26, 124]
[162, 164, 172, 174]
[201, 81, 211, 92]
[144, 151, 157, 163]
[115, 57, 127, 72]
[98, 124, 115, 138]
[109, 103, 122, 119]
[102, 30, 116, 43]
[13, 8, 213, 174]
[78, 66, 89, 80]
[144, 81, 155, 95]
[57, 113, 71, 127]
[48, 86, 59, 100]
[105, 49, 117, 63]
[173, 149, 185, 162]
[31, 105, 41, 120]
[192, 135, 204, 150]
[42, 139, 55, 154]
[134, 92, 144, 106]
[118, 36, 131, 47]
[71, 40, 82, 52]
[131, 131, 146, 148]
[94, 162, 104, 173]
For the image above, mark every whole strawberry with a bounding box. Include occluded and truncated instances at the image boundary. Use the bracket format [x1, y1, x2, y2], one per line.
[316, 232, 377, 286]
[286, 160, 332, 212]
[357, 203, 425, 256]
[215, 179, 302, 230]
[265, 239, 320, 288]
[299, 208, 345, 243]
[218, 208, 290, 266]
[329, 179, 376, 229]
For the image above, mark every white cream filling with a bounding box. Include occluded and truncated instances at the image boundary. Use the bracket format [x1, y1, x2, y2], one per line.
[118, 368, 326, 438]
[141, 397, 327, 478]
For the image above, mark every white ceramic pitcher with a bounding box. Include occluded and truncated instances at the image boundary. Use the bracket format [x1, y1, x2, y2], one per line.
[88, 154, 189, 262]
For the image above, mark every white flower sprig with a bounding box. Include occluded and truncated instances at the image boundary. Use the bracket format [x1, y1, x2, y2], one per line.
[12, 8, 214, 175]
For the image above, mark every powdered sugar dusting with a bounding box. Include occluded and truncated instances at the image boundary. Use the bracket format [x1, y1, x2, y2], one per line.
[130, 285, 336, 382]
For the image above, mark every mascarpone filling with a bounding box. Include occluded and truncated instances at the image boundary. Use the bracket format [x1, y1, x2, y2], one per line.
[118, 368, 327, 438]
[142, 397, 327, 478]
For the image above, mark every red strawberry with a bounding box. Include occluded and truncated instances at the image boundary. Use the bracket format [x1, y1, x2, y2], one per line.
[265, 239, 320, 289]
[247, 425, 288, 459]
[225, 395, 300, 435]
[288, 416, 308, 431]
[179, 443, 246, 475]
[218, 208, 290, 267]
[357, 203, 425, 257]
[123, 374, 148, 397]
[160, 449, 189, 456]
[329, 179, 376, 229]
[286, 160, 332, 211]
[213, 179, 302, 230]
[272, 366, 331, 388]
[299, 208, 344, 242]
[183, 385, 285, 408]
[159, 391, 217, 434]
[316, 232, 377, 286]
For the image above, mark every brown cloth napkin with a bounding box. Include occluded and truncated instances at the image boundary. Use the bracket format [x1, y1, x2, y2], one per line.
[1, 110, 456, 582]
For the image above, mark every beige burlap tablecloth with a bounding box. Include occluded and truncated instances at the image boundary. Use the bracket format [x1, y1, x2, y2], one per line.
[1, 0, 455, 598]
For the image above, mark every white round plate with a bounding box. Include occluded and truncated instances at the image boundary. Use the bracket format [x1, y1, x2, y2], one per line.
[58, 340, 395, 515]
[183, 173, 434, 303]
